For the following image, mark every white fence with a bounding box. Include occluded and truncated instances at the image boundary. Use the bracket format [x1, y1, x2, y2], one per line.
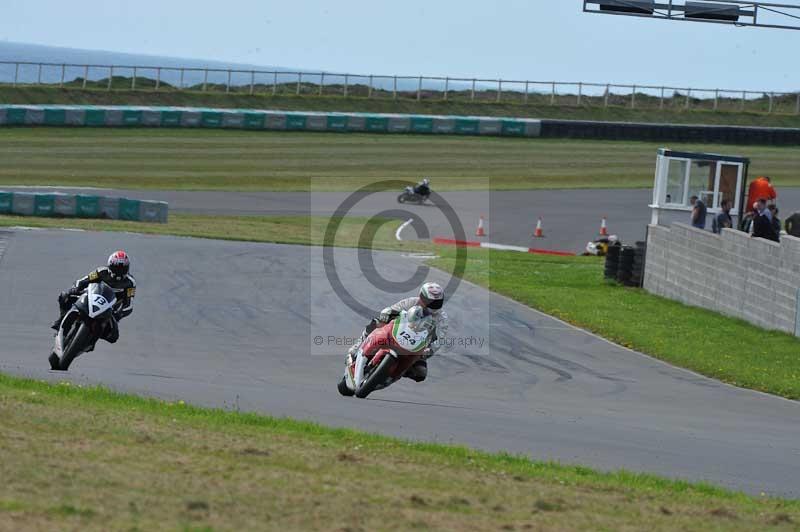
[1, 60, 799, 114]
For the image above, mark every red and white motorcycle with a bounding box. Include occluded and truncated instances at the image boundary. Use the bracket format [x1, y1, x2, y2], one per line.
[338, 306, 434, 399]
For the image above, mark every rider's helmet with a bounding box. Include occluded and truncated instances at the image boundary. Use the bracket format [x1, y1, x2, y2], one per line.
[422, 178, 430, 186]
[107, 250, 130, 281]
[419, 282, 444, 310]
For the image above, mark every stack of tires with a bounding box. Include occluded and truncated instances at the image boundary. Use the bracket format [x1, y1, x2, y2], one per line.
[603, 244, 621, 280]
[616, 246, 636, 285]
[604, 242, 646, 287]
[628, 241, 647, 287]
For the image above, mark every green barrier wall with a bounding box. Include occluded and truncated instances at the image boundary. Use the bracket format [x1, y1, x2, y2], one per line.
[33, 194, 55, 216]
[44, 109, 66, 126]
[0, 192, 11, 214]
[118, 198, 141, 221]
[76, 195, 100, 217]
[0, 191, 167, 224]
[0, 105, 540, 139]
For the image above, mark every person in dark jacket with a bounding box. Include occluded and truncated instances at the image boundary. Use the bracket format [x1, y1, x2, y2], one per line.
[712, 199, 733, 234]
[786, 211, 800, 238]
[690, 195, 707, 229]
[51, 250, 136, 345]
[751, 200, 779, 242]
[768, 205, 782, 242]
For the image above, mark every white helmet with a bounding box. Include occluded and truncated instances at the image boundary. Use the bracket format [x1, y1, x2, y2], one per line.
[422, 178, 430, 186]
[419, 282, 444, 310]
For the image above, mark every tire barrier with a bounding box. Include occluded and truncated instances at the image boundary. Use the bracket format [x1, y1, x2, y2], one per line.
[627, 241, 647, 288]
[539, 119, 800, 146]
[0, 105, 541, 138]
[0, 191, 168, 224]
[604, 242, 646, 288]
[603, 243, 621, 280]
[2, 105, 798, 144]
[616, 246, 636, 285]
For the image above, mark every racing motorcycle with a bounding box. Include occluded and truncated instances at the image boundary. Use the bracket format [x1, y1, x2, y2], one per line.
[397, 186, 430, 204]
[338, 306, 434, 399]
[49, 282, 117, 371]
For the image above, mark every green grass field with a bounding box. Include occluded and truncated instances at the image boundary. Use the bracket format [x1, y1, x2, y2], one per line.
[2, 372, 799, 531]
[0, 213, 429, 252]
[2, 127, 799, 191]
[5, 85, 800, 127]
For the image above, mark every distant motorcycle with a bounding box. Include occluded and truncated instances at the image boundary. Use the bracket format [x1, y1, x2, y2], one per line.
[49, 282, 117, 371]
[338, 307, 434, 399]
[397, 186, 430, 204]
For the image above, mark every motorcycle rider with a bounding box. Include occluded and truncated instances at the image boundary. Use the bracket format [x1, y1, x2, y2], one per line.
[348, 282, 447, 382]
[51, 250, 136, 347]
[413, 178, 431, 198]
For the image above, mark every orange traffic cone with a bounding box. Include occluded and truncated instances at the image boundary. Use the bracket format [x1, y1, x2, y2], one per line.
[476, 215, 486, 237]
[599, 216, 608, 236]
[533, 217, 544, 238]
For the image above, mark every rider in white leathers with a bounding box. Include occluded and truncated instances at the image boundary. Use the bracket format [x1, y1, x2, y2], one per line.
[348, 282, 448, 382]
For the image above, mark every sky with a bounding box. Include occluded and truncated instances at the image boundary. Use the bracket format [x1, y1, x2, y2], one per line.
[1, 0, 798, 91]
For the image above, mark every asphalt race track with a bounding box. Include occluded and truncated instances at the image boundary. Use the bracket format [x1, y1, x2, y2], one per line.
[1, 229, 799, 497]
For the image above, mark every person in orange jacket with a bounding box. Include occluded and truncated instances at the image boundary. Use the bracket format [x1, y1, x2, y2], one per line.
[746, 176, 777, 213]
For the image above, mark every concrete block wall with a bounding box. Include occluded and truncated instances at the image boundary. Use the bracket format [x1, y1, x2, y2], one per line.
[644, 223, 800, 336]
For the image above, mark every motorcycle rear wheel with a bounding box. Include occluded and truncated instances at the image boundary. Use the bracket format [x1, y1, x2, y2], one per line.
[397, 194, 407, 203]
[59, 323, 91, 371]
[355, 355, 395, 399]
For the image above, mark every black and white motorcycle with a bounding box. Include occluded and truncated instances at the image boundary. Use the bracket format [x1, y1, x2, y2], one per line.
[397, 186, 430, 204]
[49, 282, 117, 371]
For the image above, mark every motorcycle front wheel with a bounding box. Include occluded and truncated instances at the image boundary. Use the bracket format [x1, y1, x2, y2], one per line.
[355, 355, 396, 399]
[337, 375, 355, 397]
[59, 322, 91, 371]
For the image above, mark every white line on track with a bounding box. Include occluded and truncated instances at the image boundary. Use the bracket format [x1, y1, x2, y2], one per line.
[395, 218, 414, 241]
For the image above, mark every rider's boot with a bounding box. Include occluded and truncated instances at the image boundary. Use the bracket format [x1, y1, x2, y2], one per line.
[403, 359, 428, 382]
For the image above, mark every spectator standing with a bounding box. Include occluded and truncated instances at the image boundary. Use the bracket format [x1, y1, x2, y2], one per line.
[785, 211, 800, 238]
[712, 199, 733, 234]
[752, 199, 779, 242]
[746, 176, 777, 212]
[768, 205, 782, 242]
[690, 195, 707, 229]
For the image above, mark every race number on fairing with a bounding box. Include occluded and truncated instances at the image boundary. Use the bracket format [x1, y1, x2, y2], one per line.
[391, 313, 431, 352]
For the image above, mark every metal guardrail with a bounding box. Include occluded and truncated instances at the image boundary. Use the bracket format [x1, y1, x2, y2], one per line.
[1, 59, 799, 114]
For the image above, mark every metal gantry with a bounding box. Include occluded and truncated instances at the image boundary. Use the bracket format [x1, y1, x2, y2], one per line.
[583, 0, 800, 30]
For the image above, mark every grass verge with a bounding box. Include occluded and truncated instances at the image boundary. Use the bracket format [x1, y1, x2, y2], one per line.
[1, 372, 799, 531]
[0, 213, 430, 253]
[4, 85, 800, 127]
[429, 248, 800, 400]
[2, 127, 800, 191]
